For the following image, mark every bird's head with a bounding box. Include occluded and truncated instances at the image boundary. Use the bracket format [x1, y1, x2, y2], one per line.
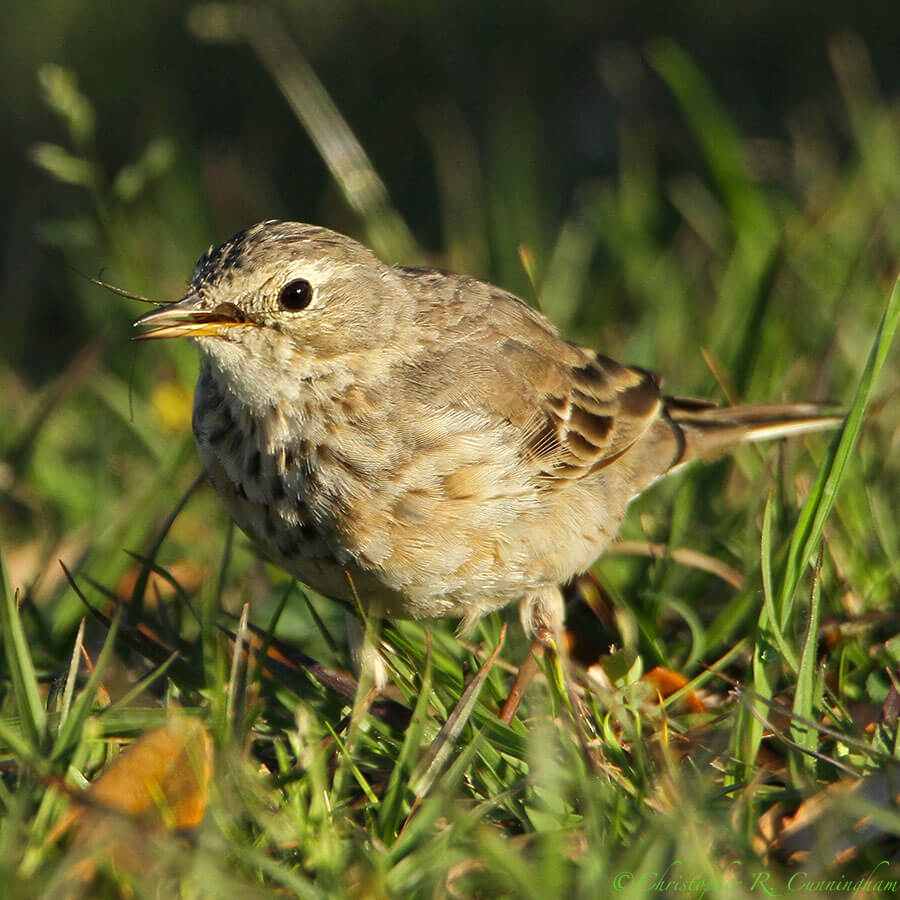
[134, 221, 414, 408]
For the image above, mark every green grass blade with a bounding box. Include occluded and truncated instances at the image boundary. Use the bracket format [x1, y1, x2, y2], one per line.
[778, 276, 900, 627]
[51, 605, 122, 762]
[790, 547, 824, 779]
[101, 651, 179, 714]
[323, 721, 379, 805]
[200, 5, 419, 264]
[0, 716, 37, 761]
[741, 643, 775, 785]
[377, 641, 433, 843]
[58, 617, 85, 727]
[647, 39, 775, 233]
[387, 726, 489, 871]
[0, 547, 47, 750]
[760, 492, 798, 673]
[410, 627, 506, 799]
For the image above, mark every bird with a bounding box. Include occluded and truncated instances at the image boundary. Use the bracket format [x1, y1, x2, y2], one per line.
[134, 220, 839, 669]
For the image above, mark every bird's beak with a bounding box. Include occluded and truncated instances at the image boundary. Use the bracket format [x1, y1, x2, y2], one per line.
[133, 296, 256, 341]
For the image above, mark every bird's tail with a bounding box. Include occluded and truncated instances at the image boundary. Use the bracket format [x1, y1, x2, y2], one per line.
[662, 397, 843, 474]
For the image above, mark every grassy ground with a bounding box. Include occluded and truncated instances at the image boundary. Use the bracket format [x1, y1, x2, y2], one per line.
[2, 14, 900, 899]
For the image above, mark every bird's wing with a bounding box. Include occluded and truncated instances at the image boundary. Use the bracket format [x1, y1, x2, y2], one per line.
[516, 349, 664, 479]
[404, 273, 667, 482]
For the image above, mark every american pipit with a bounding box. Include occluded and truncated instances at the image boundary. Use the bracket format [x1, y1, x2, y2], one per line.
[134, 221, 838, 663]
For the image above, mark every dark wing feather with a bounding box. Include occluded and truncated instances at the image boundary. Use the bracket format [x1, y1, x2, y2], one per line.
[404, 269, 669, 482]
[402, 267, 839, 493]
[522, 351, 664, 479]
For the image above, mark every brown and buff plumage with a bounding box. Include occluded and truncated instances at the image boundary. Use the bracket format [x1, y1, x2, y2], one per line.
[135, 221, 840, 643]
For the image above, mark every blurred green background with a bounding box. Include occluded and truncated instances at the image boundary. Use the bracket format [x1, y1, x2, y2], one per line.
[5, 0, 900, 377]
[3, 4, 900, 893]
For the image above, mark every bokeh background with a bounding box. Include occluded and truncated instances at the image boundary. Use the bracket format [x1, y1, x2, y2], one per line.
[4, 0, 900, 707]
[5, 0, 900, 376]
[2, 3, 900, 892]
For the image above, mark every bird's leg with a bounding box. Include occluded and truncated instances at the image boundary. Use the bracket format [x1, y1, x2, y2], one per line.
[499, 586, 565, 724]
[505, 586, 597, 771]
[345, 610, 389, 692]
[498, 641, 544, 724]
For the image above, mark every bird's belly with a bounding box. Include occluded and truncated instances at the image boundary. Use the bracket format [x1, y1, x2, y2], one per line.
[192, 422, 491, 620]
[206, 468, 501, 621]
[191, 371, 621, 622]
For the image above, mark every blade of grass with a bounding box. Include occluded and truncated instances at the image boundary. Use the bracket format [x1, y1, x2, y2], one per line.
[389, 725, 490, 868]
[778, 276, 899, 628]
[300, 588, 340, 656]
[760, 492, 799, 672]
[410, 624, 506, 799]
[0, 548, 47, 750]
[648, 39, 775, 235]
[648, 38, 782, 391]
[790, 546, 825, 780]
[59, 618, 86, 727]
[190, 5, 418, 264]
[73, 570, 203, 689]
[732, 276, 898, 786]
[377, 638, 434, 843]
[662, 637, 749, 710]
[246, 579, 294, 688]
[0, 716, 37, 761]
[126, 472, 205, 627]
[101, 651, 179, 714]
[51, 603, 122, 762]
[121, 551, 199, 622]
[323, 720, 379, 805]
[225, 602, 250, 726]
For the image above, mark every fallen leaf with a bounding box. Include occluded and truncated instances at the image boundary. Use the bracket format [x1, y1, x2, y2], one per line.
[643, 666, 706, 714]
[50, 715, 213, 884]
[757, 766, 900, 867]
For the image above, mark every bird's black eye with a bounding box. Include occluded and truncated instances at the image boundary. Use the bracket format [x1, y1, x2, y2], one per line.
[279, 278, 313, 311]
